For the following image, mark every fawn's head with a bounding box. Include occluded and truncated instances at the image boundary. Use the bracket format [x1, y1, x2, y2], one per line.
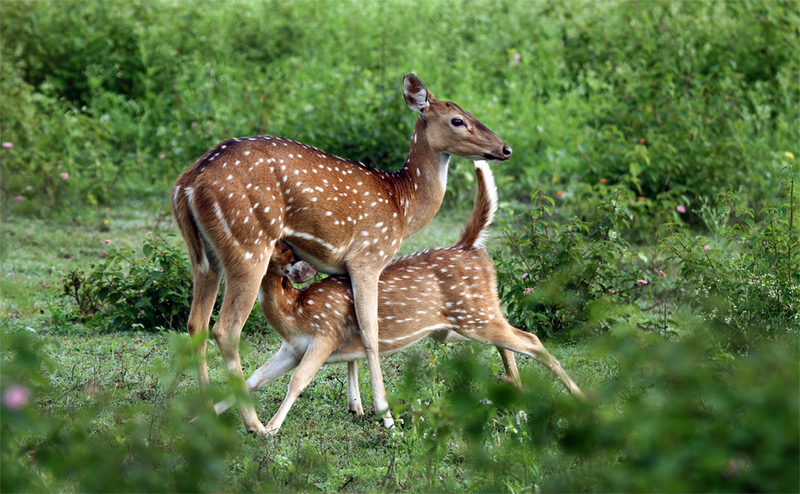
[403, 73, 512, 163]
[270, 242, 318, 284]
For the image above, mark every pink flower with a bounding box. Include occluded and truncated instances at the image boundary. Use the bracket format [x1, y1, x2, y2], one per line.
[3, 385, 30, 410]
[160, 153, 167, 159]
[512, 53, 521, 66]
[146, 231, 152, 236]
[101, 249, 106, 256]
[104, 239, 111, 244]
[523, 287, 533, 295]
[60, 172, 69, 180]
[659, 270, 666, 277]
[2, 142, 13, 148]
[703, 245, 710, 252]
[556, 191, 563, 197]
[600, 178, 607, 183]
[676, 205, 686, 213]
[608, 289, 617, 295]
[521, 273, 528, 280]
[14, 196, 24, 201]
[637, 280, 648, 285]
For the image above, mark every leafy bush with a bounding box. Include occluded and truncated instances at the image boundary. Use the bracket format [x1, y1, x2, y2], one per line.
[1, 327, 241, 493]
[387, 328, 799, 493]
[495, 156, 798, 343]
[660, 159, 799, 350]
[58, 233, 278, 335]
[3, 0, 796, 217]
[0, 61, 129, 213]
[61, 233, 194, 332]
[548, 328, 800, 493]
[548, 0, 799, 216]
[493, 185, 671, 338]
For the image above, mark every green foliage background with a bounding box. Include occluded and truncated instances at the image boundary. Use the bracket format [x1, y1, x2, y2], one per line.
[2, 0, 797, 216]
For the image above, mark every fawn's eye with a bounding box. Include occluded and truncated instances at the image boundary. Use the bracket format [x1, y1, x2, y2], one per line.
[451, 118, 464, 127]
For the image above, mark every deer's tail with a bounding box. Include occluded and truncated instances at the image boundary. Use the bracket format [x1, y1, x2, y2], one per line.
[453, 160, 498, 251]
[172, 183, 215, 274]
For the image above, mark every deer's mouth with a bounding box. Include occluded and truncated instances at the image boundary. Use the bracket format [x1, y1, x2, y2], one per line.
[483, 153, 509, 163]
[484, 145, 512, 162]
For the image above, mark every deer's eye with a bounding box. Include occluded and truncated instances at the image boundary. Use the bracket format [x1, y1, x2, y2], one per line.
[451, 118, 464, 127]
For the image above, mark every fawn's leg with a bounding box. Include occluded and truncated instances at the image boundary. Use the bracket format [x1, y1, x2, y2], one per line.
[468, 322, 584, 399]
[213, 343, 301, 415]
[497, 347, 522, 388]
[346, 361, 364, 415]
[264, 338, 338, 434]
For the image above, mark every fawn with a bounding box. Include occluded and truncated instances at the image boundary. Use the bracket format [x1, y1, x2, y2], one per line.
[172, 74, 511, 433]
[213, 161, 583, 433]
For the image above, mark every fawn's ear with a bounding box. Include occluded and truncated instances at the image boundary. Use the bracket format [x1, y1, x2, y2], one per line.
[284, 260, 317, 284]
[403, 73, 435, 112]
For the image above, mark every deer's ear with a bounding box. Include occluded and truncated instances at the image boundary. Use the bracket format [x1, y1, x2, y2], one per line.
[403, 73, 433, 112]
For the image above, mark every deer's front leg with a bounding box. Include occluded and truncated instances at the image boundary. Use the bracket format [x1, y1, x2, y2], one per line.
[350, 272, 394, 428]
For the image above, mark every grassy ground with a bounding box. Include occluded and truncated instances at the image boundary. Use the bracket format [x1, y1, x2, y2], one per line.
[1, 197, 603, 492]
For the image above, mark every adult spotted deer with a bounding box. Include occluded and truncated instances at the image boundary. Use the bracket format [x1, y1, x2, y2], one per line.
[172, 74, 511, 434]
[211, 161, 583, 434]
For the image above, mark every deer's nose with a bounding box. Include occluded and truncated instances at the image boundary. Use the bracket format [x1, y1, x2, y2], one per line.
[502, 145, 513, 159]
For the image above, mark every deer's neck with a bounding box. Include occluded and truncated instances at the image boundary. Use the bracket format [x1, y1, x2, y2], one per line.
[395, 119, 450, 238]
[259, 276, 300, 336]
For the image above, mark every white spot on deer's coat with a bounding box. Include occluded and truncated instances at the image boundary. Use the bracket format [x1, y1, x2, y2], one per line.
[212, 202, 233, 239]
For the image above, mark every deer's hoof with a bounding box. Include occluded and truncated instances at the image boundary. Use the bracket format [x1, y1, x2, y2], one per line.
[348, 404, 365, 416]
[245, 422, 268, 435]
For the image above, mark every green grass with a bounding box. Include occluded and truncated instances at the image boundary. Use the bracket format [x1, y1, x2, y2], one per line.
[1, 197, 600, 492]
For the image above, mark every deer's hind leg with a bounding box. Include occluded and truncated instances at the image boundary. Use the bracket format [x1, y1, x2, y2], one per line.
[212, 257, 271, 434]
[187, 265, 222, 406]
[497, 348, 522, 388]
[467, 322, 584, 399]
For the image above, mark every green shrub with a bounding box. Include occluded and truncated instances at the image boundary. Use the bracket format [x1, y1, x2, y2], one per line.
[3, 0, 797, 216]
[493, 185, 672, 338]
[387, 328, 799, 493]
[550, 0, 799, 217]
[0, 61, 128, 213]
[1, 327, 241, 493]
[660, 159, 800, 349]
[547, 328, 800, 493]
[61, 233, 194, 332]
[58, 233, 279, 335]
